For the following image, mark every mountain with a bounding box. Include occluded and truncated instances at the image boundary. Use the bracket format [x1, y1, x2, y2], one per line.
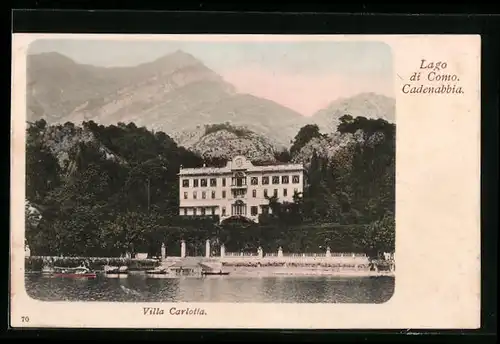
[291, 131, 361, 167]
[311, 93, 395, 134]
[27, 51, 307, 148]
[27, 121, 127, 176]
[173, 123, 279, 164]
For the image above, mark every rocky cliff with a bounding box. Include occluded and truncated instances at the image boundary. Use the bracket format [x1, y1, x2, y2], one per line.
[173, 123, 279, 164]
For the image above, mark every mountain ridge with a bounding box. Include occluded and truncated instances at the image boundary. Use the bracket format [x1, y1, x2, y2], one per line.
[27, 51, 307, 147]
[311, 92, 395, 133]
[27, 51, 395, 150]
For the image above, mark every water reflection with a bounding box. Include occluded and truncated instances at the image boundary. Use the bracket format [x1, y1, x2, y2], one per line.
[25, 274, 394, 303]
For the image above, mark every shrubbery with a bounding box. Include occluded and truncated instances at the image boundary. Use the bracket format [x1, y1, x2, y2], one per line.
[204, 122, 253, 138]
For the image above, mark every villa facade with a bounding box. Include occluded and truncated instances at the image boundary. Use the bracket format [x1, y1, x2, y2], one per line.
[178, 156, 305, 223]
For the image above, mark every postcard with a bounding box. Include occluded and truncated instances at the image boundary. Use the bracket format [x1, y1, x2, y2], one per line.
[10, 33, 481, 329]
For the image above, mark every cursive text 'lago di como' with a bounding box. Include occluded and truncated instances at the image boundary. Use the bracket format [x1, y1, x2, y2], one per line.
[402, 59, 464, 94]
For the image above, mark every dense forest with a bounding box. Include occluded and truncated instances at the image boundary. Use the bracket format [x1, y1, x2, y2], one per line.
[25, 115, 395, 259]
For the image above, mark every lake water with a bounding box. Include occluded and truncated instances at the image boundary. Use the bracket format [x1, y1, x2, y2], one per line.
[25, 273, 395, 303]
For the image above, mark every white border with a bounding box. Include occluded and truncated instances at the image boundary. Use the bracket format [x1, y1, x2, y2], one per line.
[10, 34, 481, 329]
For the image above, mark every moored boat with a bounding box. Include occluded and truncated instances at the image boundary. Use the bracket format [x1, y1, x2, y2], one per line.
[145, 267, 168, 275]
[104, 265, 129, 274]
[202, 270, 230, 276]
[41, 265, 55, 276]
[52, 265, 97, 279]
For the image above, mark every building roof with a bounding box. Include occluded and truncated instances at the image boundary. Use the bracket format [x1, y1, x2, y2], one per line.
[178, 155, 304, 176]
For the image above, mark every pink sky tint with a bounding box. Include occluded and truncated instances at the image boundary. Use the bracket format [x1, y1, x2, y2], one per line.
[221, 67, 394, 116]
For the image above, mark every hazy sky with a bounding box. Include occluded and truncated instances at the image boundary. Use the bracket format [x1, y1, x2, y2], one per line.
[29, 39, 393, 116]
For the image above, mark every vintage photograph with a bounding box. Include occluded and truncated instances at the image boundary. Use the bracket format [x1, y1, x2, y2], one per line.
[23, 37, 396, 303]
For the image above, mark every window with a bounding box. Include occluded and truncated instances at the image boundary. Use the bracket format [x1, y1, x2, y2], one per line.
[202, 191, 206, 199]
[210, 178, 217, 187]
[183, 192, 188, 199]
[193, 208, 197, 216]
[273, 189, 278, 197]
[222, 190, 226, 198]
[283, 188, 288, 197]
[262, 205, 269, 214]
[211, 191, 216, 199]
[233, 189, 245, 197]
[252, 190, 256, 198]
[264, 189, 268, 197]
[211, 207, 215, 215]
[182, 179, 189, 187]
[292, 175, 300, 184]
[251, 177, 258, 185]
[193, 191, 197, 199]
[294, 188, 298, 195]
[201, 179, 207, 187]
[282, 175, 289, 184]
[222, 178, 226, 187]
[193, 179, 199, 187]
[232, 202, 246, 216]
[201, 208, 206, 215]
[222, 207, 226, 216]
[183, 208, 187, 215]
[251, 206, 258, 216]
[233, 175, 246, 187]
[262, 176, 269, 185]
[272, 176, 280, 184]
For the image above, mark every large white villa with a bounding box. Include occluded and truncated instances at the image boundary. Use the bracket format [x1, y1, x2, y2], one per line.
[178, 156, 305, 223]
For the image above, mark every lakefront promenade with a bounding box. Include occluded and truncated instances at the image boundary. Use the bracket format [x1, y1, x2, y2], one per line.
[25, 239, 395, 277]
[157, 240, 395, 277]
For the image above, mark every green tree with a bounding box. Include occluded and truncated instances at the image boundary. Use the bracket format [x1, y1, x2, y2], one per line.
[274, 148, 291, 163]
[26, 143, 61, 203]
[290, 124, 323, 157]
[361, 212, 395, 259]
[107, 211, 163, 257]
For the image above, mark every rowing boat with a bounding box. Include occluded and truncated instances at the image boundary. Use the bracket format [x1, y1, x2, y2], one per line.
[51, 265, 97, 279]
[202, 270, 230, 276]
[104, 265, 129, 274]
